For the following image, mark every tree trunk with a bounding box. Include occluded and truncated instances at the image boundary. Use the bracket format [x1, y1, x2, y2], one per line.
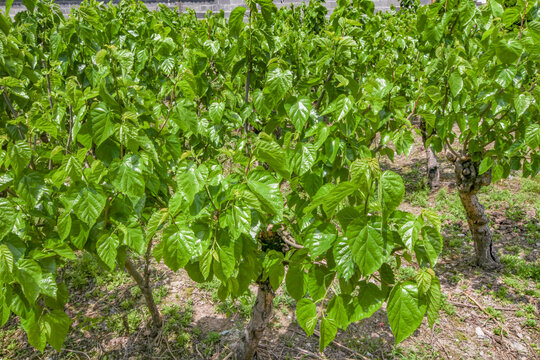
[453, 158, 500, 269]
[425, 145, 440, 189]
[125, 258, 163, 330]
[420, 117, 440, 189]
[234, 280, 275, 360]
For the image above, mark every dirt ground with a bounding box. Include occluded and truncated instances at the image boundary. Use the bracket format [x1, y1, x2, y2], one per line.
[1, 140, 539, 360]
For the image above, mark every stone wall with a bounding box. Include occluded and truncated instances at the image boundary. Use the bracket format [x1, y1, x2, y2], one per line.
[3, 0, 401, 17]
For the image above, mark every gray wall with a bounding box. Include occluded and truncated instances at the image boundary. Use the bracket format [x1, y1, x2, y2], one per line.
[4, 0, 401, 17]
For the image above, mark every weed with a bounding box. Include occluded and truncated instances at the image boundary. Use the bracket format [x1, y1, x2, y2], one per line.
[485, 307, 504, 322]
[153, 285, 169, 304]
[501, 255, 540, 281]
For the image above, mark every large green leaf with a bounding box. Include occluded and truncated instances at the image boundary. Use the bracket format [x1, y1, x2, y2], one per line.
[96, 233, 119, 270]
[319, 317, 338, 352]
[254, 134, 290, 179]
[42, 310, 71, 351]
[296, 298, 317, 336]
[387, 282, 427, 344]
[0, 199, 16, 238]
[348, 225, 384, 276]
[380, 171, 405, 215]
[110, 155, 145, 198]
[162, 226, 196, 271]
[229, 6, 246, 37]
[73, 187, 107, 226]
[90, 104, 115, 146]
[286, 96, 311, 130]
[304, 223, 337, 257]
[290, 143, 316, 176]
[8, 141, 31, 176]
[264, 67, 293, 105]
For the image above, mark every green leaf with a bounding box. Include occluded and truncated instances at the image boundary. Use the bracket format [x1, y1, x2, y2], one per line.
[426, 276, 441, 328]
[400, 219, 422, 251]
[296, 298, 317, 336]
[525, 124, 540, 149]
[319, 317, 338, 352]
[263, 251, 284, 290]
[110, 155, 146, 198]
[145, 210, 169, 242]
[264, 67, 293, 105]
[495, 39, 522, 65]
[380, 171, 405, 215]
[96, 233, 119, 270]
[305, 223, 337, 258]
[42, 310, 71, 351]
[0, 244, 14, 276]
[322, 182, 358, 217]
[0, 199, 16, 238]
[420, 226, 443, 267]
[387, 282, 427, 345]
[254, 134, 290, 179]
[290, 143, 316, 176]
[16, 260, 42, 303]
[247, 177, 283, 218]
[230, 202, 251, 239]
[448, 72, 463, 98]
[8, 141, 31, 176]
[122, 223, 145, 254]
[229, 7, 247, 37]
[349, 282, 385, 322]
[90, 104, 115, 146]
[333, 240, 355, 280]
[218, 246, 235, 279]
[502, 7, 520, 28]
[73, 187, 107, 226]
[287, 97, 311, 130]
[348, 225, 384, 276]
[515, 93, 534, 117]
[327, 295, 349, 330]
[162, 226, 196, 271]
[490, 0, 504, 18]
[479, 157, 494, 175]
[285, 264, 306, 301]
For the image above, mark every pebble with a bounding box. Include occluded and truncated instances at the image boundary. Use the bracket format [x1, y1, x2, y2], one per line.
[475, 326, 486, 339]
[510, 341, 527, 353]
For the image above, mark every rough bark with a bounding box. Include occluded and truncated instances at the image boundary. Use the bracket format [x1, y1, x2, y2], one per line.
[425, 145, 440, 189]
[124, 258, 163, 330]
[452, 158, 500, 269]
[234, 280, 275, 360]
[420, 117, 440, 189]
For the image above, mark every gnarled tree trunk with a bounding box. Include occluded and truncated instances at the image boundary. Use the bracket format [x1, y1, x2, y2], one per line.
[234, 280, 275, 360]
[452, 157, 500, 269]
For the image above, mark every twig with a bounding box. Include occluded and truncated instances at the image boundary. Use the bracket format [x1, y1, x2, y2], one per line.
[314, 71, 333, 110]
[447, 300, 516, 312]
[42, 59, 54, 114]
[62, 349, 91, 360]
[2, 86, 18, 118]
[313, 329, 369, 360]
[406, 84, 422, 121]
[276, 225, 304, 249]
[464, 292, 509, 343]
[66, 104, 73, 154]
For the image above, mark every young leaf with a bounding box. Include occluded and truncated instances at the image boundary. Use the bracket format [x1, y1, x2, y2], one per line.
[387, 282, 427, 344]
[319, 317, 338, 352]
[348, 225, 384, 276]
[296, 298, 317, 336]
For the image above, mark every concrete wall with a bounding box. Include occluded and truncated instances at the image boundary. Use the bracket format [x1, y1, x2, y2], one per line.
[3, 0, 401, 17]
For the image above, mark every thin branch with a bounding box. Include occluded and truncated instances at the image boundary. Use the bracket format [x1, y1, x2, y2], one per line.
[2, 86, 18, 118]
[42, 59, 54, 114]
[314, 71, 334, 110]
[66, 105, 73, 154]
[406, 84, 422, 121]
[445, 138, 460, 159]
[276, 225, 304, 249]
